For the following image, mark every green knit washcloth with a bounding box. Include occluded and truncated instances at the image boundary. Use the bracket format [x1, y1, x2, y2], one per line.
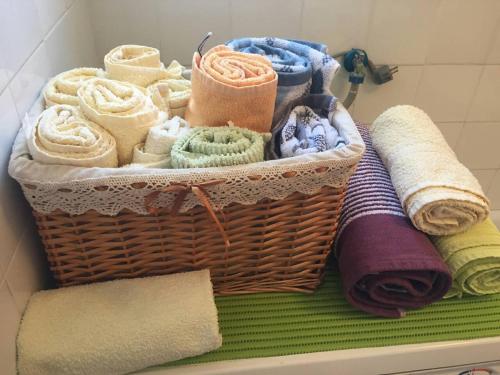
[171, 126, 270, 168]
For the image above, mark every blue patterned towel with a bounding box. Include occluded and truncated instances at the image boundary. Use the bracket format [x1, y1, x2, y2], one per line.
[226, 38, 340, 123]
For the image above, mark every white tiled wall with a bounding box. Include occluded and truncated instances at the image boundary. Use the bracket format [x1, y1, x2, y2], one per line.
[1, 0, 500, 372]
[0, 0, 98, 373]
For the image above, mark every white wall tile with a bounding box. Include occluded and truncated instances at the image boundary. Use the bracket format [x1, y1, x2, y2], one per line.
[34, 0, 67, 35]
[0, 54, 9, 93]
[435, 122, 464, 151]
[302, 0, 372, 54]
[0, 281, 21, 375]
[353, 65, 422, 123]
[65, 0, 76, 8]
[488, 171, 500, 210]
[486, 24, 500, 64]
[0, 88, 28, 274]
[45, 0, 99, 75]
[0, 0, 44, 82]
[471, 169, 496, 194]
[159, 0, 231, 65]
[427, 0, 500, 64]
[9, 44, 51, 119]
[89, 0, 160, 63]
[365, 0, 440, 65]
[414, 65, 482, 122]
[455, 122, 500, 169]
[491, 210, 500, 227]
[6, 226, 49, 314]
[467, 65, 500, 122]
[231, 0, 302, 39]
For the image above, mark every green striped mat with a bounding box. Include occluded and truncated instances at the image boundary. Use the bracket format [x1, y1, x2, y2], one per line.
[162, 272, 500, 368]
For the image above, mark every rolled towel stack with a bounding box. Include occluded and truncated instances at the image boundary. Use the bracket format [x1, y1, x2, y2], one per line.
[185, 45, 277, 133]
[171, 125, 270, 168]
[78, 78, 161, 165]
[226, 37, 340, 121]
[335, 126, 451, 318]
[43, 67, 105, 107]
[132, 116, 190, 168]
[270, 94, 345, 159]
[146, 61, 192, 118]
[432, 219, 500, 298]
[27, 105, 118, 168]
[17, 270, 222, 375]
[104, 44, 171, 87]
[371, 105, 489, 236]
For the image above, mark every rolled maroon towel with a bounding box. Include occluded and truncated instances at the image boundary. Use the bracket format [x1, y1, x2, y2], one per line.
[335, 126, 451, 318]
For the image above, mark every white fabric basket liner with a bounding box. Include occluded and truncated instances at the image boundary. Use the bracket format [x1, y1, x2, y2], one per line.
[9, 96, 365, 216]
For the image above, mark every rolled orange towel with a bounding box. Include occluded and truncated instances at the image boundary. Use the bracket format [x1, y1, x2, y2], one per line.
[185, 45, 277, 133]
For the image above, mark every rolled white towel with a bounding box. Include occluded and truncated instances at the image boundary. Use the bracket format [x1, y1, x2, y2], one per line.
[130, 115, 190, 168]
[78, 78, 160, 165]
[43, 67, 105, 107]
[104, 45, 172, 87]
[17, 270, 222, 375]
[371, 105, 489, 235]
[27, 104, 118, 168]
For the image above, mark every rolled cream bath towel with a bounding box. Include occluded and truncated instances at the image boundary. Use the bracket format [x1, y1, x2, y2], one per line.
[185, 45, 277, 133]
[78, 78, 160, 165]
[17, 270, 222, 375]
[147, 77, 192, 118]
[171, 125, 269, 168]
[431, 218, 500, 298]
[131, 116, 190, 168]
[27, 104, 118, 168]
[371, 105, 489, 235]
[43, 67, 105, 107]
[104, 45, 171, 87]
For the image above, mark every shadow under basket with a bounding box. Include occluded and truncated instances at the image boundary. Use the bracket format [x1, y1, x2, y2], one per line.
[32, 186, 345, 295]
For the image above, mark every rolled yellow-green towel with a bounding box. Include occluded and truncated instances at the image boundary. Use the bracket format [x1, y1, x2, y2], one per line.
[431, 218, 500, 298]
[171, 125, 270, 168]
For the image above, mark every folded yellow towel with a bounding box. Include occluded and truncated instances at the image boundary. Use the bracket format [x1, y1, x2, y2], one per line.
[43, 67, 105, 107]
[104, 45, 171, 87]
[17, 270, 222, 375]
[78, 78, 160, 165]
[432, 218, 500, 298]
[371, 105, 489, 235]
[185, 45, 277, 133]
[27, 104, 118, 168]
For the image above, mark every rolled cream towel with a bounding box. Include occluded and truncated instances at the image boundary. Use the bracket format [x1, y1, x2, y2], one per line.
[131, 116, 190, 168]
[17, 270, 222, 375]
[147, 77, 192, 118]
[27, 104, 118, 168]
[78, 78, 160, 165]
[371, 105, 489, 235]
[171, 125, 270, 168]
[185, 45, 277, 133]
[431, 218, 500, 298]
[43, 67, 105, 107]
[105, 44, 171, 87]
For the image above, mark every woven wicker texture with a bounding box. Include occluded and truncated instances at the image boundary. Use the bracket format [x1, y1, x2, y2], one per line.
[34, 186, 344, 293]
[161, 272, 500, 368]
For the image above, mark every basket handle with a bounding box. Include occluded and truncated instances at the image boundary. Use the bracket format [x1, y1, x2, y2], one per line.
[144, 179, 230, 249]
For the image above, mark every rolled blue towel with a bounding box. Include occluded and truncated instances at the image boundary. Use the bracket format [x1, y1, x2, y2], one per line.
[226, 37, 340, 123]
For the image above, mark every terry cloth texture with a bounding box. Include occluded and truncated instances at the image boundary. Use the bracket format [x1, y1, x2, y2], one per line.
[78, 78, 160, 165]
[226, 37, 340, 122]
[147, 61, 192, 118]
[104, 44, 172, 87]
[432, 218, 500, 298]
[270, 94, 345, 159]
[371, 105, 489, 236]
[27, 104, 118, 168]
[184, 45, 277, 133]
[171, 125, 269, 168]
[335, 126, 451, 318]
[131, 116, 190, 168]
[17, 270, 222, 375]
[43, 67, 105, 107]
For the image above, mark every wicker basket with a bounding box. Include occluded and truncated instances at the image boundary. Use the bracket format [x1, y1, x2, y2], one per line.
[33, 186, 345, 294]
